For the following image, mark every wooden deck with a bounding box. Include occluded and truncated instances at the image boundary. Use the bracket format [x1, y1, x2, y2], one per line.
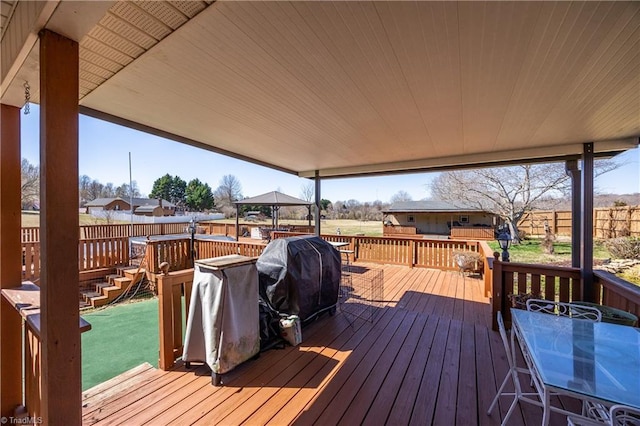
[82, 263, 578, 425]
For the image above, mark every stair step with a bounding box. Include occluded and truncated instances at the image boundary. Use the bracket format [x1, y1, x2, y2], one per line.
[91, 295, 109, 308]
[121, 268, 145, 279]
[81, 290, 101, 302]
[106, 274, 120, 284]
[112, 277, 132, 290]
[95, 282, 111, 292]
[102, 285, 121, 294]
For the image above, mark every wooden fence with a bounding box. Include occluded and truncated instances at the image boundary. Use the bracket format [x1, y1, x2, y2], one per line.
[383, 225, 417, 236]
[450, 226, 494, 240]
[519, 206, 640, 238]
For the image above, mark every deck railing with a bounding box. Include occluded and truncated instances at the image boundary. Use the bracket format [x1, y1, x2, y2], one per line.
[22, 236, 131, 282]
[382, 225, 417, 236]
[490, 260, 640, 330]
[21, 226, 40, 242]
[156, 269, 193, 370]
[594, 270, 640, 319]
[271, 232, 483, 270]
[450, 226, 495, 240]
[79, 237, 130, 272]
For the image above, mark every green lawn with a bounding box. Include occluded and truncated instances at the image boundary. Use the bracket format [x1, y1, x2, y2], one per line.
[81, 299, 158, 391]
[487, 239, 611, 265]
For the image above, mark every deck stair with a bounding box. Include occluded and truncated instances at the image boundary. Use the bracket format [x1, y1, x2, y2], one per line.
[80, 267, 146, 308]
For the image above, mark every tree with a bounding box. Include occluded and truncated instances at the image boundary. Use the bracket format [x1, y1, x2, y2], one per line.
[79, 175, 92, 206]
[390, 190, 413, 204]
[114, 182, 141, 199]
[300, 182, 315, 202]
[185, 179, 214, 211]
[320, 199, 331, 211]
[214, 174, 243, 211]
[430, 161, 618, 243]
[21, 158, 39, 209]
[149, 174, 186, 206]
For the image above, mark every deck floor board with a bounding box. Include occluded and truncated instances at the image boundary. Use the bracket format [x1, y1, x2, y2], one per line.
[82, 263, 577, 425]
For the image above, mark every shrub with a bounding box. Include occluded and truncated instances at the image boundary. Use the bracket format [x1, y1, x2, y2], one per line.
[605, 237, 640, 260]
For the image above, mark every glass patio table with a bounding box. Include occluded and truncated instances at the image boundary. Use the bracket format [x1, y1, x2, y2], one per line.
[511, 309, 640, 425]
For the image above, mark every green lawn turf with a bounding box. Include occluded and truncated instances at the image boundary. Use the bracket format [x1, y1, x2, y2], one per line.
[81, 298, 158, 391]
[487, 239, 611, 265]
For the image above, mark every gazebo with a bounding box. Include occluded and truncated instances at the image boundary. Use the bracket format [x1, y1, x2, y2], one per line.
[233, 191, 312, 240]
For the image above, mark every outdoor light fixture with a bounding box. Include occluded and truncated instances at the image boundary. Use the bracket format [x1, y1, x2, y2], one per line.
[497, 231, 511, 262]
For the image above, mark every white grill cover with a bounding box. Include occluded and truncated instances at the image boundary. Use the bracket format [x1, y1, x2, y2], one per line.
[183, 255, 260, 374]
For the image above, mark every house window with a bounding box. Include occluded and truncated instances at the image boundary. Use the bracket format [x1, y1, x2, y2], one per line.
[459, 215, 469, 224]
[408, 215, 415, 223]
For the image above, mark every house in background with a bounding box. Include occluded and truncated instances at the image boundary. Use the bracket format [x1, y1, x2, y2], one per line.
[383, 201, 498, 238]
[84, 197, 176, 216]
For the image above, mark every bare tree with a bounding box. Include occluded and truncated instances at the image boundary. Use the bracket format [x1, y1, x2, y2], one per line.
[430, 161, 618, 242]
[21, 159, 39, 209]
[300, 182, 315, 202]
[390, 190, 413, 204]
[214, 174, 243, 214]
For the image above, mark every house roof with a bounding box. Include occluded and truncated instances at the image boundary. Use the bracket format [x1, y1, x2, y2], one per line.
[235, 191, 311, 207]
[383, 201, 490, 214]
[134, 205, 162, 213]
[84, 197, 127, 207]
[2, 1, 638, 179]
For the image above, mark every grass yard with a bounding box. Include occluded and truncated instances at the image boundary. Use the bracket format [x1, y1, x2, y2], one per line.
[487, 238, 611, 265]
[81, 298, 158, 391]
[21, 212, 125, 227]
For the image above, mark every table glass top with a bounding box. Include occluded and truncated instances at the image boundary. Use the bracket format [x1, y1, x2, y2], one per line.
[511, 309, 640, 408]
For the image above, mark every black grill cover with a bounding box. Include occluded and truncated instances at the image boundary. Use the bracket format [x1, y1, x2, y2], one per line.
[256, 236, 341, 322]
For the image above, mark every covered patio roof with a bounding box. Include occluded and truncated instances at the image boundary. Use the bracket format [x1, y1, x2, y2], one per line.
[1, 1, 639, 179]
[1, 1, 640, 423]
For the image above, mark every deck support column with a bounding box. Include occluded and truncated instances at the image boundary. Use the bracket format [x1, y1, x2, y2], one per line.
[565, 160, 581, 268]
[39, 29, 81, 424]
[580, 143, 594, 302]
[314, 171, 321, 236]
[0, 104, 23, 417]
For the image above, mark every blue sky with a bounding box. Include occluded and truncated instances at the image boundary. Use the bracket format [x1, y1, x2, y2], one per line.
[19, 104, 639, 203]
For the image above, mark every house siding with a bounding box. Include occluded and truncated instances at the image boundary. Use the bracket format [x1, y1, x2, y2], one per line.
[390, 212, 495, 235]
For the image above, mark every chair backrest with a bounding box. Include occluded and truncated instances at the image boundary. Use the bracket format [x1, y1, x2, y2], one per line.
[496, 311, 514, 368]
[610, 405, 640, 426]
[525, 299, 602, 322]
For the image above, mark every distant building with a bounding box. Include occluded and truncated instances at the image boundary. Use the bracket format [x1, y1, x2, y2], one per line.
[84, 197, 176, 216]
[382, 201, 498, 236]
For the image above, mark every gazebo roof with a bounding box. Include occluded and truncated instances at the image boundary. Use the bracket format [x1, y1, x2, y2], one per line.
[234, 191, 311, 207]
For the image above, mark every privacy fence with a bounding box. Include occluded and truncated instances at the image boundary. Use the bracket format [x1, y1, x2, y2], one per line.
[518, 206, 640, 238]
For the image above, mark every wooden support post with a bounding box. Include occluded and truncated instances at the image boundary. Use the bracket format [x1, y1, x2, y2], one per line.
[581, 143, 594, 302]
[314, 172, 321, 236]
[491, 257, 503, 331]
[0, 104, 23, 417]
[39, 29, 81, 424]
[566, 160, 581, 268]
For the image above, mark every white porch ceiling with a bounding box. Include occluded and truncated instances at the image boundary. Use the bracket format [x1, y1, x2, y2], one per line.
[2, 1, 640, 178]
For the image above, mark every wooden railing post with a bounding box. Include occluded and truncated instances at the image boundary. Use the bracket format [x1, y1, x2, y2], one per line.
[491, 259, 503, 331]
[157, 270, 193, 371]
[157, 273, 174, 370]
